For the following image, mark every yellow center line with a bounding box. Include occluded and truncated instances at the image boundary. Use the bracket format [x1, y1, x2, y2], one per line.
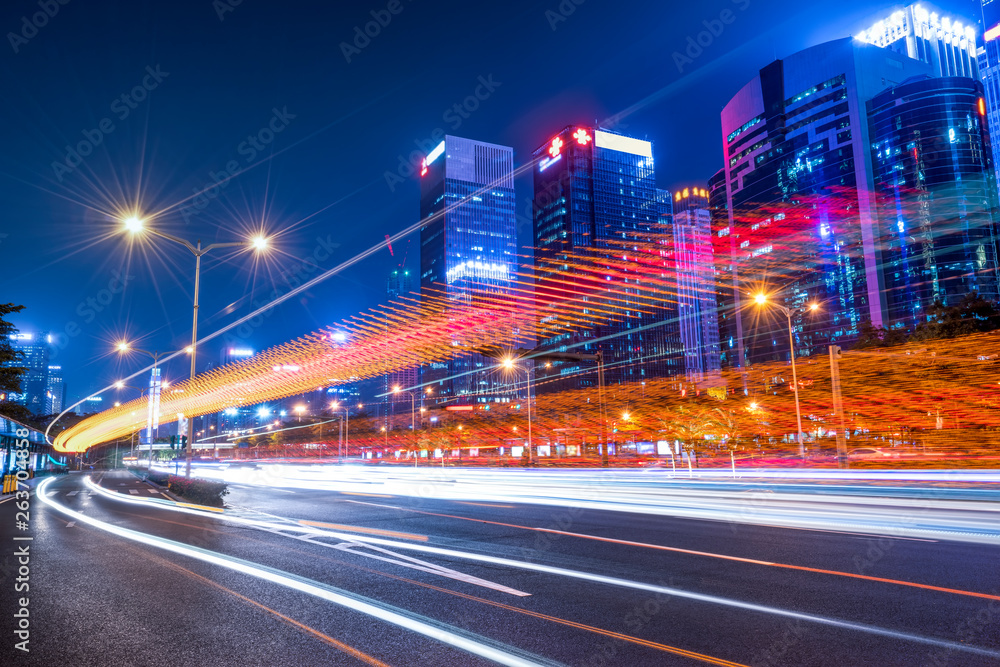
[298, 519, 428, 542]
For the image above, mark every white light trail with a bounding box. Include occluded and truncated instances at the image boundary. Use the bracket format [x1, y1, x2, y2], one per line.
[75, 476, 1000, 660]
[40, 478, 555, 667]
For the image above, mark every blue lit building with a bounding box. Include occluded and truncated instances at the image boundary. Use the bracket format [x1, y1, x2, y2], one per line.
[418, 135, 517, 403]
[4, 333, 50, 414]
[719, 38, 934, 366]
[868, 75, 1000, 326]
[670, 187, 722, 381]
[531, 126, 682, 392]
[981, 0, 1000, 189]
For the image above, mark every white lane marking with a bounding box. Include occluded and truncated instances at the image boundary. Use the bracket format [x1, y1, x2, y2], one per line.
[66, 522, 75, 528]
[118, 483, 126, 486]
[37, 478, 552, 667]
[66, 491, 78, 497]
[128, 489, 139, 495]
[147, 489, 159, 494]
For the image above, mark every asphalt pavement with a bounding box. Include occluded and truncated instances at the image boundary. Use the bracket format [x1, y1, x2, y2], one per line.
[1, 468, 998, 666]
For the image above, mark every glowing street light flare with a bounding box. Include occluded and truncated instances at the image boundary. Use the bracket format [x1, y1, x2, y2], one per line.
[252, 235, 269, 251]
[122, 215, 144, 233]
[754, 293, 768, 305]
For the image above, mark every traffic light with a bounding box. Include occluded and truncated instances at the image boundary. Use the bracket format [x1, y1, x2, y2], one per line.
[169, 435, 176, 449]
[181, 436, 188, 448]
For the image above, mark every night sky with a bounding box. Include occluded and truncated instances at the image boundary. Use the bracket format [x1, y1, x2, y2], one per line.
[0, 0, 981, 408]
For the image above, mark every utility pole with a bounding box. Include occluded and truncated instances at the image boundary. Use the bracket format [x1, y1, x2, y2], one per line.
[829, 345, 848, 468]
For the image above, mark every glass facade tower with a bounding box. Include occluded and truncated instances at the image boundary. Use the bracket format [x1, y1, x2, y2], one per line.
[532, 126, 682, 392]
[671, 187, 722, 381]
[418, 135, 517, 403]
[868, 75, 1000, 327]
[719, 38, 933, 366]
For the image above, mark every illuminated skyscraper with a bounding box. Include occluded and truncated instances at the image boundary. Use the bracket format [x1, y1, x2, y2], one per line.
[720, 38, 933, 365]
[981, 1, 1000, 188]
[868, 75, 1000, 326]
[721, 37, 1000, 366]
[856, 4, 979, 78]
[418, 135, 517, 403]
[532, 126, 682, 391]
[4, 333, 50, 414]
[45, 366, 65, 415]
[386, 268, 418, 416]
[671, 187, 721, 381]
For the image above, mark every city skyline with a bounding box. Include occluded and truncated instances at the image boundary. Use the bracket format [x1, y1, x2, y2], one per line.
[3, 0, 984, 408]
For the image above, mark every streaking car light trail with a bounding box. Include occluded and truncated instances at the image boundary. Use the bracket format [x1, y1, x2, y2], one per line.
[38, 478, 556, 667]
[71, 477, 1000, 661]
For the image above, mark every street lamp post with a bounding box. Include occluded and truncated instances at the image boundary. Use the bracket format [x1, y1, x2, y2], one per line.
[330, 402, 349, 461]
[116, 346, 184, 469]
[122, 216, 268, 478]
[502, 357, 533, 466]
[754, 294, 819, 459]
[391, 386, 416, 432]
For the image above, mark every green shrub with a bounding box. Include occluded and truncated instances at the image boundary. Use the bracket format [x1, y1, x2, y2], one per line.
[166, 475, 228, 507]
[146, 470, 170, 485]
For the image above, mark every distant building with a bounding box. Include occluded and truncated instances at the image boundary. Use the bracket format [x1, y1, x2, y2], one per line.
[708, 168, 739, 367]
[719, 36, 1000, 366]
[45, 365, 65, 415]
[670, 187, 721, 381]
[5, 333, 50, 414]
[418, 135, 517, 404]
[531, 125, 682, 392]
[980, 0, 1000, 188]
[868, 75, 1000, 327]
[76, 396, 103, 415]
[386, 268, 419, 417]
[719, 38, 935, 365]
[857, 4, 979, 78]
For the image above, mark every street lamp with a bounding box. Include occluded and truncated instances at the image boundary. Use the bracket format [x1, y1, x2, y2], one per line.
[753, 293, 819, 458]
[117, 342, 188, 469]
[391, 386, 416, 432]
[330, 401, 349, 461]
[122, 215, 270, 478]
[294, 404, 306, 423]
[503, 356, 533, 466]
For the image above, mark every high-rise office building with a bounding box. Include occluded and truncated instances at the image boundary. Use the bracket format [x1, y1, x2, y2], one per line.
[857, 4, 979, 78]
[670, 187, 722, 381]
[708, 168, 739, 367]
[532, 125, 682, 391]
[45, 366, 65, 415]
[980, 1, 1000, 188]
[719, 38, 934, 365]
[868, 75, 1000, 326]
[386, 268, 418, 415]
[418, 135, 517, 403]
[5, 333, 50, 414]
